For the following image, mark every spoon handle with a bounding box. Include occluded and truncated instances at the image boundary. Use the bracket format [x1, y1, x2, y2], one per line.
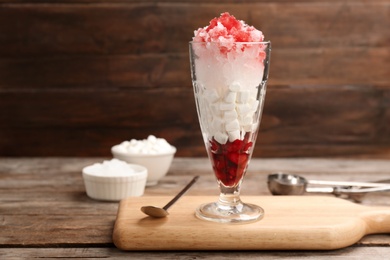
[162, 176, 199, 211]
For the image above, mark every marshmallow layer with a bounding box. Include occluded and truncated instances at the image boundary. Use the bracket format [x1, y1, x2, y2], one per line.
[195, 81, 265, 144]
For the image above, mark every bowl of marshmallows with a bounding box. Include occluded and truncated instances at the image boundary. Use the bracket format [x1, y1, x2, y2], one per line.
[82, 159, 148, 201]
[82, 135, 176, 201]
[111, 135, 176, 186]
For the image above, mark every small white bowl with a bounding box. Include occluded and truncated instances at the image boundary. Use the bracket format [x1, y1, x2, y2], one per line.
[111, 145, 176, 186]
[82, 162, 147, 201]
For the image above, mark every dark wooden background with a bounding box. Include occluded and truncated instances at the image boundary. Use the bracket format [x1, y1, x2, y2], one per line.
[0, 0, 389, 158]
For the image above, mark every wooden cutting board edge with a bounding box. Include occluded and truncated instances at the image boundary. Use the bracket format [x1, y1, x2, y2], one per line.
[112, 196, 390, 251]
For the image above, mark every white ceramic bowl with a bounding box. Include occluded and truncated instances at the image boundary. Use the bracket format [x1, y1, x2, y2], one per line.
[111, 145, 176, 186]
[82, 162, 147, 201]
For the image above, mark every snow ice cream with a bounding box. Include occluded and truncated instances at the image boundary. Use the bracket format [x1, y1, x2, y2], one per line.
[190, 13, 269, 187]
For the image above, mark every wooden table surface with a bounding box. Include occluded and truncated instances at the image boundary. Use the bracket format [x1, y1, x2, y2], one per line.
[1, 157, 390, 258]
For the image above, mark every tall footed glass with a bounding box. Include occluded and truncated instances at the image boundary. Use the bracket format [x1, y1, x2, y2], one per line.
[189, 41, 271, 224]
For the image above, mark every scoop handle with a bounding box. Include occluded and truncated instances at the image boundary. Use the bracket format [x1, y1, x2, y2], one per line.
[308, 180, 389, 188]
[337, 186, 390, 194]
[162, 176, 199, 211]
[306, 187, 335, 193]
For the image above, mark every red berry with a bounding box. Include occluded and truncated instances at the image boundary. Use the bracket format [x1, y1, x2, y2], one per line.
[244, 142, 253, 152]
[227, 152, 239, 164]
[209, 135, 253, 187]
[227, 139, 242, 152]
[238, 153, 249, 166]
[209, 139, 219, 152]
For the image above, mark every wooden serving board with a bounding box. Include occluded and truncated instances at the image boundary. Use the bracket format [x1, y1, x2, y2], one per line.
[112, 196, 390, 250]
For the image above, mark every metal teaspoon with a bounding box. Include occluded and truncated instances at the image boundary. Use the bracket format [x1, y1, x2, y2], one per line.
[141, 176, 199, 218]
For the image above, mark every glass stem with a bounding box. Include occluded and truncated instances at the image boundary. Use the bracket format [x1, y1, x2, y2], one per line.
[218, 185, 243, 207]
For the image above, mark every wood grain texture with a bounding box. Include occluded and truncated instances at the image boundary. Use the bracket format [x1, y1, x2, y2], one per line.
[0, 0, 389, 157]
[1, 86, 389, 157]
[2, 247, 390, 259]
[113, 196, 390, 250]
[1, 157, 390, 258]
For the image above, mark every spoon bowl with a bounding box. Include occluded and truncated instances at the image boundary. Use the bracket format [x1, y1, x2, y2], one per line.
[141, 205, 169, 218]
[267, 173, 308, 195]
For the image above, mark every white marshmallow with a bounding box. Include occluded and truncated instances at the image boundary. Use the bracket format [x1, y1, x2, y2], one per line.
[243, 122, 259, 133]
[212, 117, 224, 132]
[228, 130, 241, 142]
[84, 159, 136, 176]
[116, 145, 128, 153]
[220, 102, 235, 111]
[236, 103, 252, 115]
[225, 119, 240, 132]
[120, 140, 130, 146]
[240, 114, 253, 125]
[224, 91, 237, 103]
[237, 90, 251, 104]
[210, 103, 222, 116]
[117, 135, 173, 154]
[229, 81, 241, 91]
[224, 110, 238, 121]
[147, 135, 157, 143]
[214, 132, 228, 144]
[129, 139, 138, 146]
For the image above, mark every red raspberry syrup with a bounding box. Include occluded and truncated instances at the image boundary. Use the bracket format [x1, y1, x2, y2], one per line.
[197, 12, 266, 60]
[208, 133, 253, 187]
[206, 12, 255, 42]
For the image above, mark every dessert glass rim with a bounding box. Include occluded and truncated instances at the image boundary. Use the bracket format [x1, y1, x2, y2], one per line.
[189, 40, 270, 44]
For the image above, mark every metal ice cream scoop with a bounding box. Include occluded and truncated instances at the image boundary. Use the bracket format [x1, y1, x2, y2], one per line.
[267, 172, 390, 201]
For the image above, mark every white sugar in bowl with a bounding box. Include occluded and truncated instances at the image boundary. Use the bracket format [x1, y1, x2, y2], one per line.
[82, 159, 148, 201]
[111, 136, 176, 186]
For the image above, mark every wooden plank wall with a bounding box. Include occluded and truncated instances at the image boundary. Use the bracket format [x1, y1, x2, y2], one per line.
[0, 0, 389, 158]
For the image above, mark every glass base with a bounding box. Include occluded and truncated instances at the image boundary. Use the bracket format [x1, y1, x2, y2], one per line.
[195, 200, 264, 224]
